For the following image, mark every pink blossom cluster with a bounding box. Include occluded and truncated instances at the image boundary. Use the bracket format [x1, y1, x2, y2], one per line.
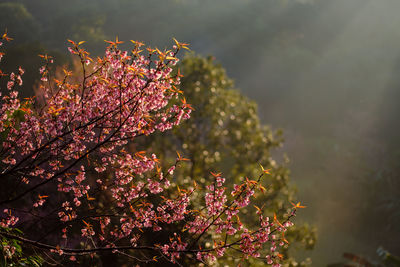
[0, 35, 296, 265]
[181, 174, 296, 265]
[0, 209, 19, 228]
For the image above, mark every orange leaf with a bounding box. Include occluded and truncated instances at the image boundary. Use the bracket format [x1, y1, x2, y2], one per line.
[86, 193, 95, 201]
[210, 171, 222, 177]
[290, 201, 306, 209]
[2, 29, 13, 41]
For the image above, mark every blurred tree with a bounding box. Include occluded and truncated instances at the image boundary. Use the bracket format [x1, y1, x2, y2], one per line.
[327, 247, 400, 267]
[0, 2, 69, 98]
[0, 2, 40, 44]
[357, 159, 400, 254]
[0, 43, 68, 98]
[139, 54, 316, 266]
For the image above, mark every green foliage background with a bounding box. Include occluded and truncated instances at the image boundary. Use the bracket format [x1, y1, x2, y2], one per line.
[139, 54, 316, 266]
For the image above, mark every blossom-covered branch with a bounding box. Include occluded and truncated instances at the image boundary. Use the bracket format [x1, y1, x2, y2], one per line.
[0, 33, 298, 266]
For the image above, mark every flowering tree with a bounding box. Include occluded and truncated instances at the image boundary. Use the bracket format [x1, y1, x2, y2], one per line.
[0, 32, 300, 266]
[141, 54, 316, 266]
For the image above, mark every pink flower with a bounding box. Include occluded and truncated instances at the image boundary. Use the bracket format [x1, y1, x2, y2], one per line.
[7, 81, 14, 90]
[0, 39, 294, 265]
